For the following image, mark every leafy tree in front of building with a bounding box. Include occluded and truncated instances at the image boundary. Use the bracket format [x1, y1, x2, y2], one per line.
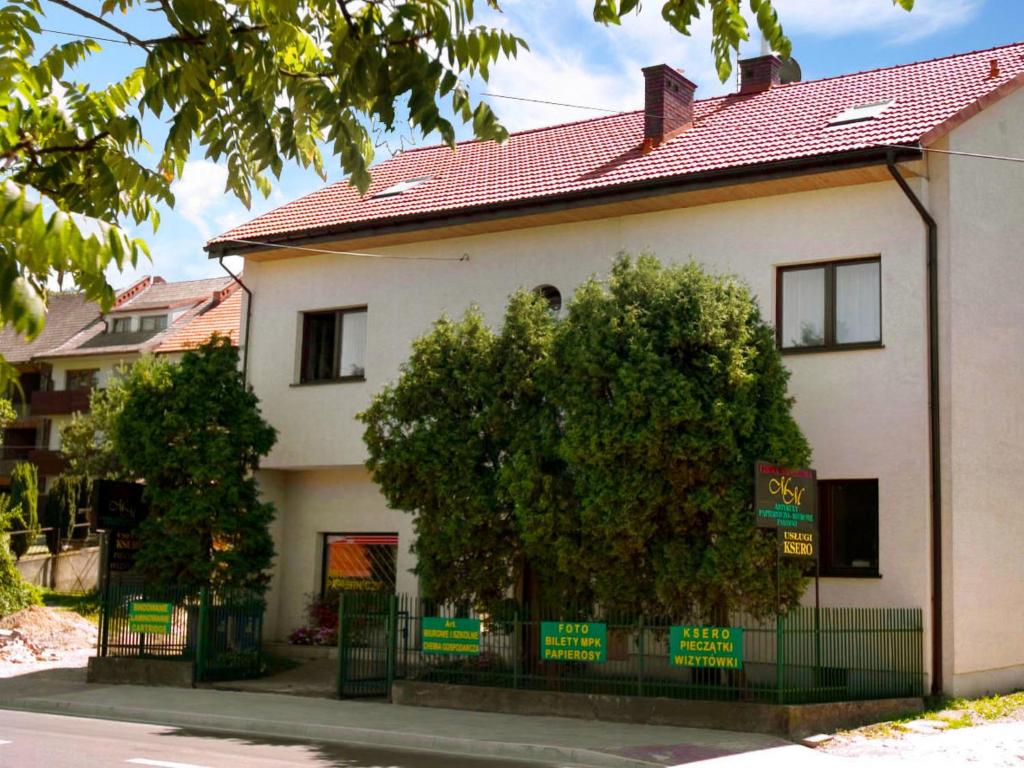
[0, 399, 40, 615]
[42, 474, 90, 555]
[7, 461, 39, 560]
[113, 337, 277, 593]
[362, 255, 810, 619]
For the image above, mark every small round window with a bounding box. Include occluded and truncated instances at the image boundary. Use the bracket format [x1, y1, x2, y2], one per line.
[534, 284, 562, 312]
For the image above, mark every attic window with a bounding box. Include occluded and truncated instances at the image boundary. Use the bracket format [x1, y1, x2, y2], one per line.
[828, 99, 895, 127]
[371, 176, 432, 199]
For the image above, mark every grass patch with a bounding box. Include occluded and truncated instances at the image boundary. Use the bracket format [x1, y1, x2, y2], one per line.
[40, 588, 100, 623]
[849, 690, 1024, 738]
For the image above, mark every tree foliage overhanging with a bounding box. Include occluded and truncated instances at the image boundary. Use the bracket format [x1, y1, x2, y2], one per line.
[0, 0, 917, 379]
[361, 255, 811, 619]
[112, 337, 277, 592]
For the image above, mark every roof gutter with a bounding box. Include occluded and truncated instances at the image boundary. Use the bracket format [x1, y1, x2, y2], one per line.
[886, 148, 943, 697]
[207, 147, 918, 258]
[218, 257, 252, 387]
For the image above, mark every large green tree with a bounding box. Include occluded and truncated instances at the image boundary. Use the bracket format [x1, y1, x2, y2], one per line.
[113, 337, 277, 592]
[362, 255, 810, 619]
[0, 1, 917, 375]
[60, 356, 170, 482]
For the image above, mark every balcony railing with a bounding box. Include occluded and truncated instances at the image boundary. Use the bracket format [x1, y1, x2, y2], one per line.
[0, 447, 67, 475]
[30, 388, 91, 416]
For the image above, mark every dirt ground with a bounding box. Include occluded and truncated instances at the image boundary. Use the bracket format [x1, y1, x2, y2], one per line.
[0, 605, 96, 678]
[822, 705, 1024, 766]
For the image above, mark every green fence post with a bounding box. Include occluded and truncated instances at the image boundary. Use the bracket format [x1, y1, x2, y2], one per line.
[775, 611, 785, 705]
[513, 608, 521, 690]
[636, 614, 645, 698]
[336, 594, 348, 698]
[386, 593, 398, 701]
[196, 587, 210, 683]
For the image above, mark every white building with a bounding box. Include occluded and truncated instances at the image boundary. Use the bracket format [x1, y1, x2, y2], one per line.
[207, 43, 1024, 698]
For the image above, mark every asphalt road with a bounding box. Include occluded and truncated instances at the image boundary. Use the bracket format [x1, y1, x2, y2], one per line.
[0, 710, 556, 768]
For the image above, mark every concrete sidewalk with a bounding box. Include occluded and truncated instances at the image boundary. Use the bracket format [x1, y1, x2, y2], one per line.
[0, 666, 813, 767]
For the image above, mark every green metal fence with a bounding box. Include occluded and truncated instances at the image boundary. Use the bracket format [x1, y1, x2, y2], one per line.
[338, 592, 924, 704]
[98, 583, 264, 682]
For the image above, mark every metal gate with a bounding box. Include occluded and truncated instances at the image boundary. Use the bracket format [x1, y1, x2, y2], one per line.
[337, 592, 398, 698]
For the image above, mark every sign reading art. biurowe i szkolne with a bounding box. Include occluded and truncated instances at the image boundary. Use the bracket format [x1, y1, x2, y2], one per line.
[540, 621, 607, 663]
[669, 625, 744, 669]
[421, 617, 481, 655]
[128, 601, 173, 635]
[754, 461, 817, 531]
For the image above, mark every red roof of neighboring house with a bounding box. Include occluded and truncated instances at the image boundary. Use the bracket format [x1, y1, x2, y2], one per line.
[207, 42, 1024, 252]
[156, 286, 242, 353]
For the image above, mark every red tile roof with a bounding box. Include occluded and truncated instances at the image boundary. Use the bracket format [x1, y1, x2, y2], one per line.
[156, 286, 242, 354]
[208, 42, 1024, 251]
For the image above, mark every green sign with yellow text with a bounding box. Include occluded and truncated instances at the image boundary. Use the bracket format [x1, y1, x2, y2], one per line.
[421, 617, 481, 655]
[669, 625, 743, 669]
[540, 621, 606, 663]
[128, 601, 173, 635]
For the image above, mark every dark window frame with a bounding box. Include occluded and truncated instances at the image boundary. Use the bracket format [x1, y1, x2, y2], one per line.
[298, 306, 368, 385]
[139, 314, 168, 332]
[776, 256, 882, 353]
[65, 368, 99, 391]
[818, 478, 880, 578]
[110, 317, 132, 334]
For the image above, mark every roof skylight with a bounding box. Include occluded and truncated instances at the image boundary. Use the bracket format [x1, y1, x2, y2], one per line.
[828, 99, 895, 127]
[371, 176, 432, 199]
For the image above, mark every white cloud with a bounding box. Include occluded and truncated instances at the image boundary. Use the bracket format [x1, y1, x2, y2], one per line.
[483, 1, 725, 132]
[170, 160, 230, 240]
[772, 0, 981, 41]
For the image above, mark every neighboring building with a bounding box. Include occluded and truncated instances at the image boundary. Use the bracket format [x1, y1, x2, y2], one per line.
[0, 294, 102, 488]
[207, 43, 1024, 697]
[0, 276, 242, 491]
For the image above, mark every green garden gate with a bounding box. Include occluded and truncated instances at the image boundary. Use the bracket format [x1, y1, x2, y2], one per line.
[336, 591, 407, 698]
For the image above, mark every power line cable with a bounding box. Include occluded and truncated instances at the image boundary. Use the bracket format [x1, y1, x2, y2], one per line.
[40, 27, 132, 45]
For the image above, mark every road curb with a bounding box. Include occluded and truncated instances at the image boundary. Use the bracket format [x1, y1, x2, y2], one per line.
[0, 698, 660, 768]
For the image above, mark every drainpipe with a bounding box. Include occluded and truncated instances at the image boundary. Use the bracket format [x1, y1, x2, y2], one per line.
[218, 257, 252, 387]
[886, 149, 942, 697]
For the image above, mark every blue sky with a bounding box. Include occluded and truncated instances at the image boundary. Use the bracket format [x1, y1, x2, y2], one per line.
[33, 0, 1024, 287]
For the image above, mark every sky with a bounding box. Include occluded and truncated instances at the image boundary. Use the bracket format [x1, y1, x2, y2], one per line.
[31, 0, 1024, 289]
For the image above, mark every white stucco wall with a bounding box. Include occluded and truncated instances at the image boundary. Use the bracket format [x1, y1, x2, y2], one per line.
[943, 87, 1024, 696]
[245, 179, 935, 654]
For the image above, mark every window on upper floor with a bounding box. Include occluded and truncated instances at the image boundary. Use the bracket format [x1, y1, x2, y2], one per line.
[65, 369, 98, 391]
[299, 307, 367, 383]
[110, 317, 132, 334]
[777, 257, 881, 352]
[819, 479, 879, 577]
[140, 314, 168, 332]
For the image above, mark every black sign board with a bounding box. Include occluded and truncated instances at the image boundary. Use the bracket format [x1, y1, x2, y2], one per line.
[91, 480, 149, 577]
[778, 528, 816, 560]
[755, 461, 817, 532]
[91, 480, 148, 532]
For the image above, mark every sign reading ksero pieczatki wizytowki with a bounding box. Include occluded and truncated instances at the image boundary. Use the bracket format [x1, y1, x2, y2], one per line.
[669, 625, 744, 669]
[755, 461, 817, 532]
[540, 621, 606, 663]
[421, 617, 481, 655]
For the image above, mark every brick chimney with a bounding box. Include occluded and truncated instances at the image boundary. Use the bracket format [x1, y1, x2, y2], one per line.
[642, 65, 697, 150]
[738, 54, 782, 94]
